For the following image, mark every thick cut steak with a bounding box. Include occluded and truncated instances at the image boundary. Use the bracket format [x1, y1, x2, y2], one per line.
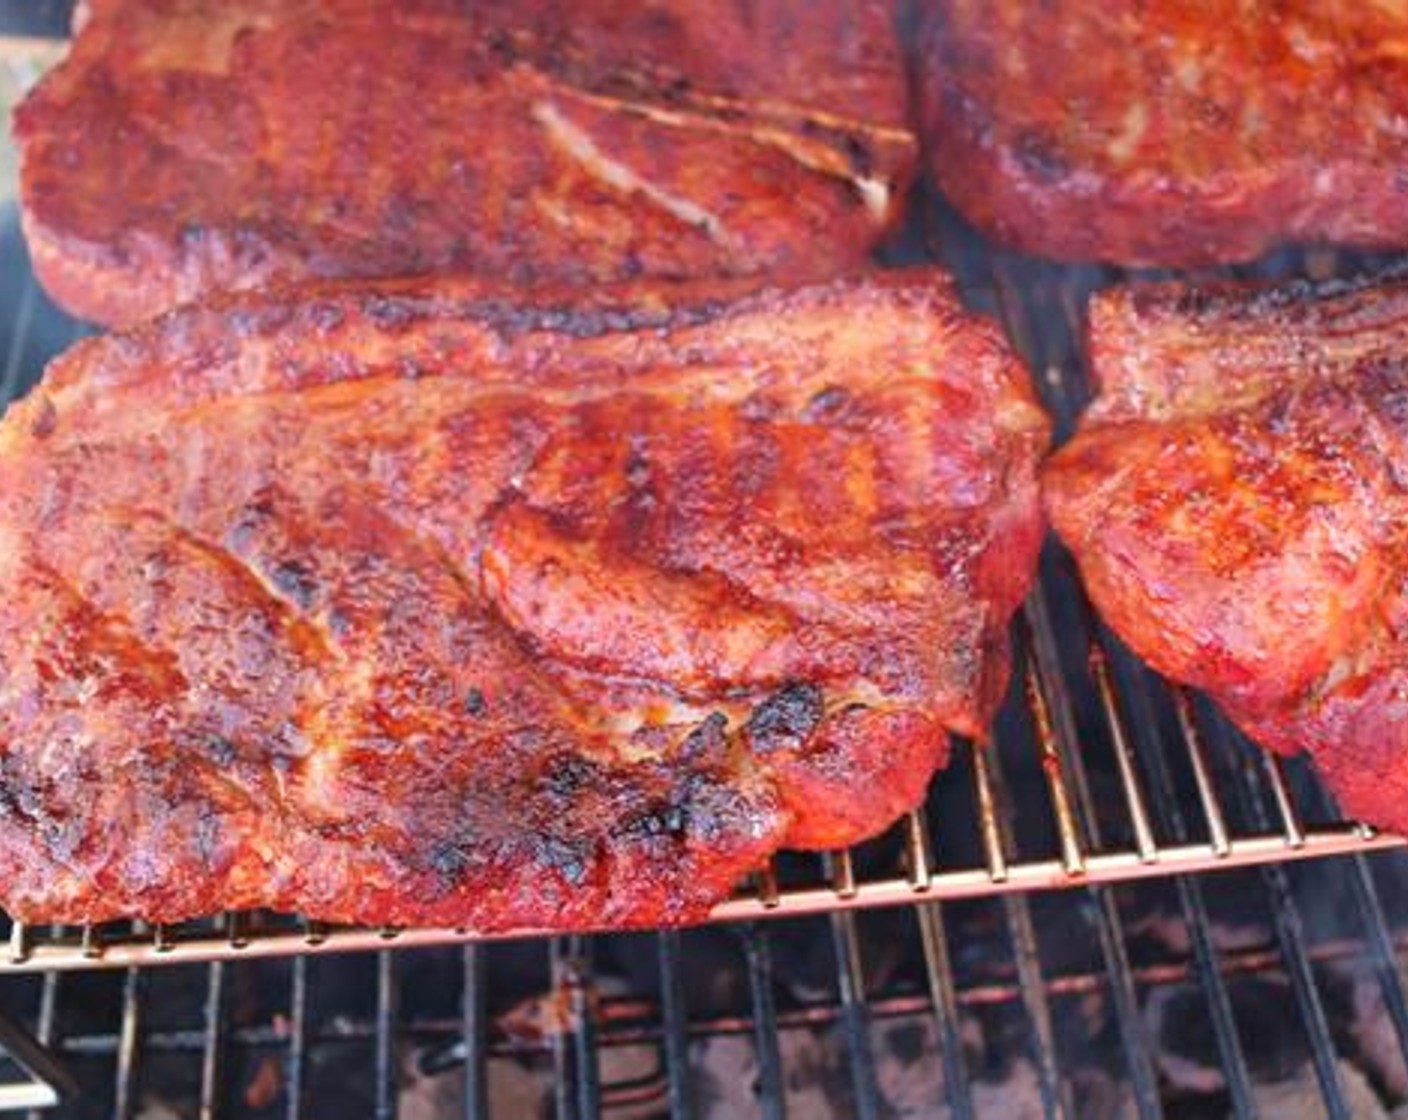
[0, 272, 1047, 928]
[15, 0, 915, 326]
[1045, 270, 1408, 836]
[919, 0, 1408, 266]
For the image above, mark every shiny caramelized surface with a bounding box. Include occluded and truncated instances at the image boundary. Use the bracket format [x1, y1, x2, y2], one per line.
[1044, 271, 1408, 834]
[14, 0, 915, 326]
[0, 273, 1046, 928]
[920, 0, 1408, 265]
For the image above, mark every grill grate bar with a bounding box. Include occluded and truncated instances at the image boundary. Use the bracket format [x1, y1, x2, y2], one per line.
[1263, 861, 1351, 1118]
[568, 938, 600, 1120]
[741, 925, 786, 1120]
[1264, 755, 1306, 849]
[755, 860, 782, 910]
[375, 951, 400, 1120]
[1026, 603, 1166, 1119]
[24, 932, 59, 1120]
[1023, 657, 1086, 875]
[1089, 644, 1157, 861]
[902, 809, 932, 889]
[198, 961, 227, 1120]
[1303, 775, 1408, 1089]
[825, 897, 881, 1120]
[655, 931, 693, 1120]
[1202, 705, 1352, 1118]
[1020, 589, 1163, 1119]
[113, 966, 144, 1120]
[1022, 590, 1101, 850]
[43, 926, 1408, 1058]
[461, 944, 489, 1120]
[547, 936, 600, 1120]
[1004, 893, 1068, 1120]
[1174, 692, 1233, 855]
[832, 847, 859, 899]
[1173, 875, 1258, 1119]
[968, 738, 1009, 882]
[1088, 579, 1261, 1118]
[284, 954, 310, 1120]
[982, 720, 1070, 1120]
[225, 912, 249, 951]
[916, 902, 973, 1120]
[1345, 855, 1408, 1085]
[1089, 888, 1163, 1120]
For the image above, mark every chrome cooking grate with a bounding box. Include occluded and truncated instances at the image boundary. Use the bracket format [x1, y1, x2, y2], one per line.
[1, 183, 1408, 1115]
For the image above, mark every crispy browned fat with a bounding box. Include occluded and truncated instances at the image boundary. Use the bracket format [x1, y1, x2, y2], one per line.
[0, 272, 1047, 928]
[1044, 270, 1408, 837]
[14, 0, 915, 326]
[919, 1, 1408, 266]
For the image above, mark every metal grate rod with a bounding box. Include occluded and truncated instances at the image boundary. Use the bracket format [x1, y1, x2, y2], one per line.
[1345, 855, 1408, 1085]
[656, 930, 693, 1120]
[831, 847, 858, 899]
[284, 954, 311, 1120]
[1201, 706, 1351, 1118]
[823, 876, 881, 1120]
[740, 925, 786, 1120]
[1022, 657, 1085, 876]
[903, 809, 932, 890]
[1022, 590, 1100, 849]
[1089, 642, 1157, 860]
[198, 961, 227, 1120]
[983, 732, 1072, 1119]
[1264, 861, 1351, 1119]
[1304, 777, 1408, 1090]
[1022, 592, 1162, 1119]
[461, 944, 489, 1120]
[568, 938, 600, 1120]
[755, 860, 782, 910]
[1099, 645, 1258, 1118]
[1173, 691, 1232, 855]
[968, 738, 1009, 882]
[113, 965, 145, 1120]
[548, 937, 600, 1120]
[375, 951, 401, 1120]
[916, 902, 973, 1120]
[24, 932, 60, 1120]
[1264, 755, 1306, 849]
[1088, 889, 1162, 1120]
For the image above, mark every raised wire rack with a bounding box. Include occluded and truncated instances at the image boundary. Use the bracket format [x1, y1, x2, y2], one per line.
[0, 209, 1400, 977]
[3, 192, 1408, 1118]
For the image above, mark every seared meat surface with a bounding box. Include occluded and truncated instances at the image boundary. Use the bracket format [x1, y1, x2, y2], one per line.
[15, 0, 914, 326]
[1044, 270, 1408, 835]
[0, 273, 1046, 928]
[920, 1, 1408, 266]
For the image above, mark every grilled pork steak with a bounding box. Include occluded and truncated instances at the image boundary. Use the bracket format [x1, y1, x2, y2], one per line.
[14, 0, 914, 327]
[0, 273, 1047, 928]
[919, 1, 1408, 266]
[1044, 270, 1408, 835]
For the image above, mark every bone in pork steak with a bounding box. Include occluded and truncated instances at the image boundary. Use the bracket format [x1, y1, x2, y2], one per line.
[919, 0, 1408, 266]
[14, 0, 915, 326]
[1044, 269, 1408, 837]
[0, 272, 1047, 929]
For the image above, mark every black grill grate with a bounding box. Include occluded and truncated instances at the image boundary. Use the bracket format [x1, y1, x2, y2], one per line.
[1, 194, 1408, 1117]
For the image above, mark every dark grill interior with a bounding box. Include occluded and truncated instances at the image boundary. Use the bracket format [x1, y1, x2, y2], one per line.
[2, 50, 1408, 1119]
